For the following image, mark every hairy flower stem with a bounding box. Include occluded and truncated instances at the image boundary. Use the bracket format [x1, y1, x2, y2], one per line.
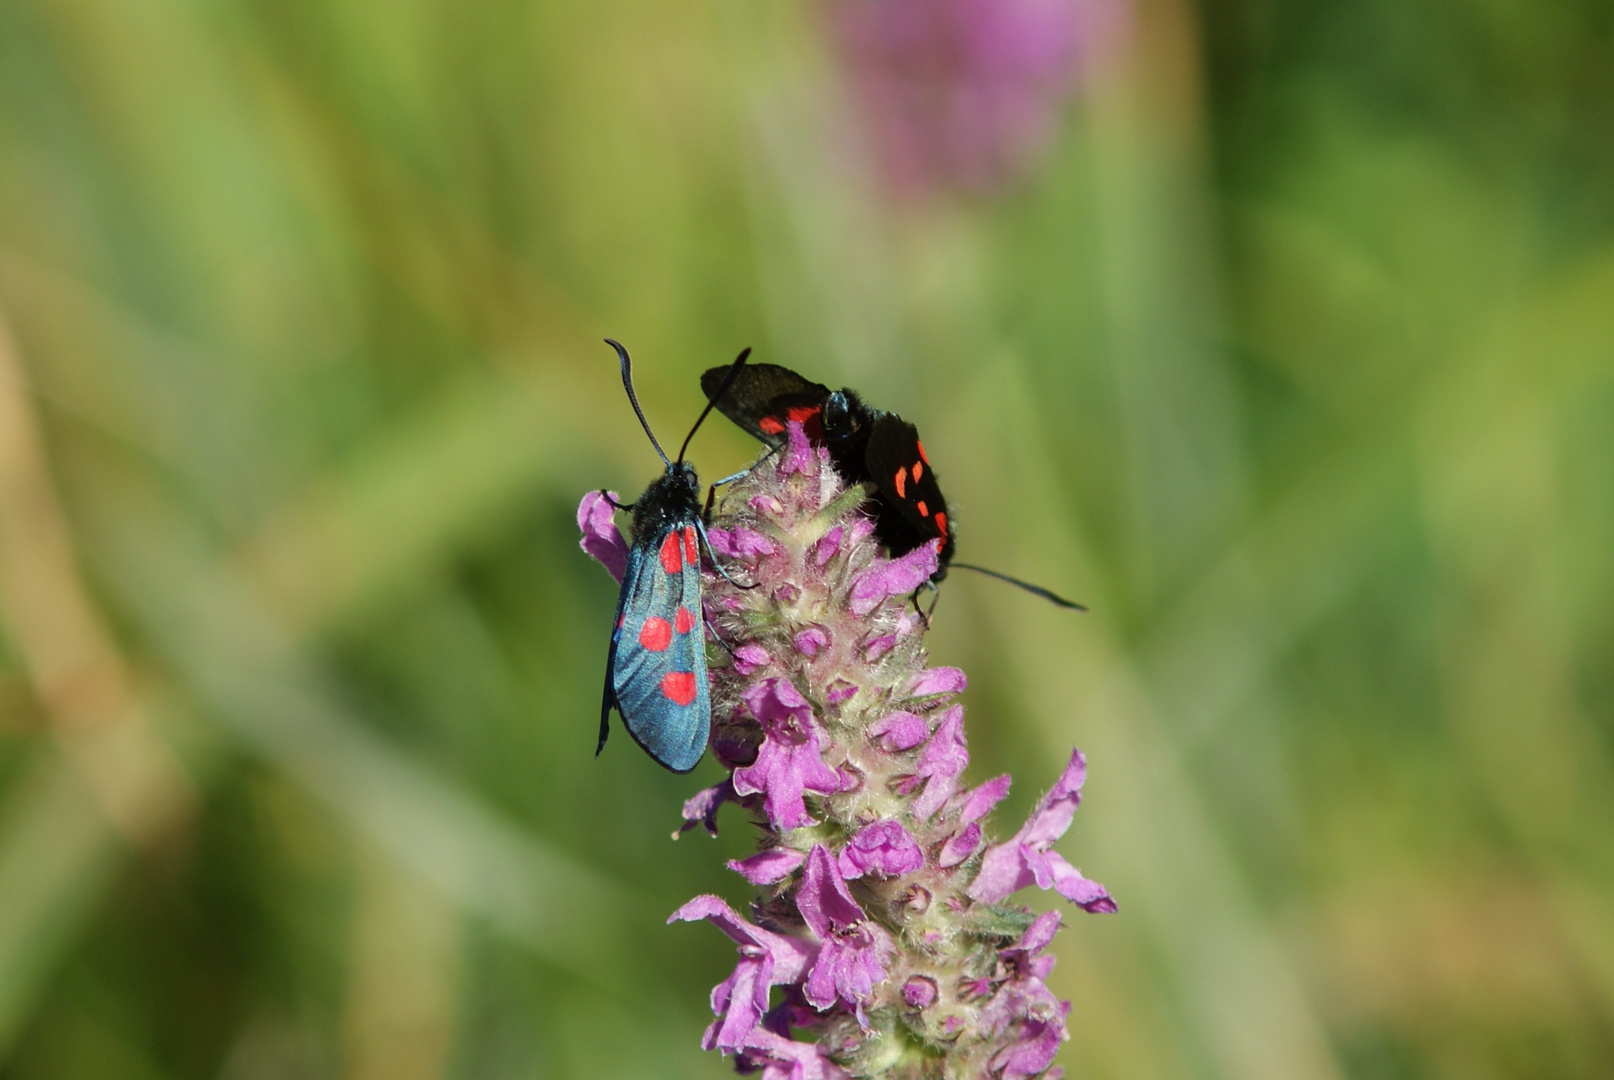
[581, 424, 1112, 1080]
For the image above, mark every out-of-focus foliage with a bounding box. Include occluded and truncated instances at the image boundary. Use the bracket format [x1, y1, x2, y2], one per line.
[0, 0, 1610, 1077]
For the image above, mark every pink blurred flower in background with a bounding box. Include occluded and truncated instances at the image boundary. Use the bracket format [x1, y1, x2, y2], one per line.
[824, 0, 1119, 197]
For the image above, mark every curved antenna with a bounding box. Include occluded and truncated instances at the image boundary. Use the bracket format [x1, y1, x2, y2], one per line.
[676, 347, 751, 464]
[606, 339, 669, 467]
[950, 562, 1087, 610]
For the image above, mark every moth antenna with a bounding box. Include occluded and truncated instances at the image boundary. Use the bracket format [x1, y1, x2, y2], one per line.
[606, 339, 670, 467]
[677, 347, 751, 464]
[949, 562, 1087, 610]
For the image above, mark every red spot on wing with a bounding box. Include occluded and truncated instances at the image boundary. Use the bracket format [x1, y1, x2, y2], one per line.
[934, 511, 948, 535]
[912, 460, 924, 481]
[916, 439, 929, 464]
[894, 468, 907, 498]
[674, 606, 696, 634]
[660, 671, 698, 706]
[761, 404, 823, 440]
[659, 531, 683, 573]
[787, 404, 821, 425]
[639, 617, 672, 651]
[683, 527, 699, 566]
[916, 500, 929, 517]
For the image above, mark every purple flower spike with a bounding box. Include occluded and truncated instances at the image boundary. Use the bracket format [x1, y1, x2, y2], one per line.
[734, 678, 843, 830]
[838, 819, 924, 879]
[969, 750, 1116, 913]
[588, 414, 1112, 1078]
[799, 846, 891, 1016]
[849, 539, 940, 616]
[577, 490, 628, 583]
[670, 896, 816, 1053]
[910, 706, 969, 819]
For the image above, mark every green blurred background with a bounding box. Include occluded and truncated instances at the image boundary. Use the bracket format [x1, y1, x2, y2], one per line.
[1, 0, 1612, 1077]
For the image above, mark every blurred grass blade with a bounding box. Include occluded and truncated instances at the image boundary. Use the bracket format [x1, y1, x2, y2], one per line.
[0, 755, 124, 1055]
[97, 495, 654, 989]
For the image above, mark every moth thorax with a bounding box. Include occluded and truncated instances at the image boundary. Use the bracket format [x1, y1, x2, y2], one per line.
[823, 390, 873, 474]
[631, 464, 701, 540]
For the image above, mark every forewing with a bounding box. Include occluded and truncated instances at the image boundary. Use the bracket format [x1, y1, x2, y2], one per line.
[864, 414, 954, 562]
[700, 363, 831, 448]
[609, 524, 710, 773]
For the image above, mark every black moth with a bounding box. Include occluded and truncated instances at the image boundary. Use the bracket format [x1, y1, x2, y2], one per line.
[700, 362, 1082, 609]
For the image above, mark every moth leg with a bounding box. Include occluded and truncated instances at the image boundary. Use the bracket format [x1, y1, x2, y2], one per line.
[908, 580, 940, 627]
[694, 519, 762, 591]
[702, 447, 781, 520]
[703, 615, 737, 658]
[599, 489, 635, 512]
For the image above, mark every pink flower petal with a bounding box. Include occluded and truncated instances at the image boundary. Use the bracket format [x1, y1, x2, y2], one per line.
[577, 490, 628, 583]
[938, 822, 981, 868]
[911, 706, 969, 819]
[863, 633, 898, 661]
[849, 540, 940, 616]
[782, 421, 816, 475]
[732, 643, 772, 676]
[706, 526, 778, 559]
[733, 679, 841, 830]
[794, 627, 830, 657]
[729, 847, 807, 885]
[826, 679, 858, 704]
[869, 711, 929, 752]
[797, 845, 866, 938]
[673, 779, 733, 839]
[837, 819, 924, 879]
[814, 526, 844, 566]
[909, 666, 967, 698]
[957, 774, 1012, 825]
[1016, 910, 1063, 955]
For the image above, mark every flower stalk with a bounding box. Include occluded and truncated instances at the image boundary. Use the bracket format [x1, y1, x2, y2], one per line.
[580, 423, 1113, 1080]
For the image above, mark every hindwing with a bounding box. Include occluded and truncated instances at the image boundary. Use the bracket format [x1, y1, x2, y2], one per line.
[700, 363, 831, 448]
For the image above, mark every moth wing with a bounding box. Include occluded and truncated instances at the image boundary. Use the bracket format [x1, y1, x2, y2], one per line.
[701, 363, 831, 448]
[598, 548, 637, 756]
[609, 525, 710, 773]
[864, 414, 953, 561]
